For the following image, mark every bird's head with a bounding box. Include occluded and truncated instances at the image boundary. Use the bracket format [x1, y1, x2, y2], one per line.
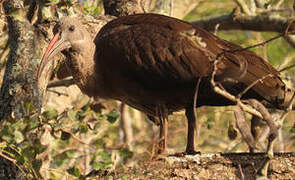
[37, 17, 92, 81]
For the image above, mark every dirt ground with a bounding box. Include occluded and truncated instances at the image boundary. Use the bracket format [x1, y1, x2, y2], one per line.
[89, 152, 295, 180]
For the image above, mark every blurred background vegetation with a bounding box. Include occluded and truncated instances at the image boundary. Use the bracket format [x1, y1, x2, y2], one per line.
[0, 0, 295, 179]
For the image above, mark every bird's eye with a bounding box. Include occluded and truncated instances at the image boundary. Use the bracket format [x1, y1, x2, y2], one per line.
[69, 25, 75, 32]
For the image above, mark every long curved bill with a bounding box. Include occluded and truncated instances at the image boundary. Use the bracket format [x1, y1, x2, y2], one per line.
[37, 33, 71, 82]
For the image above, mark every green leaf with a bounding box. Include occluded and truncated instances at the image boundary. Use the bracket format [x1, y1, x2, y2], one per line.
[16, 154, 25, 165]
[79, 123, 88, 133]
[34, 140, 46, 154]
[206, 118, 214, 129]
[23, 147, 36, 160]
[97, 114, 106, 121]
[67, 166, 81, 177]
[68, 109, 76, 120]
[98, 151, 112, 164]
[227, 124, 237, 140]
[82, 104, 90, 111]
[92, 139, 105, 148]
[122, 175, 129, 180]
[25, 101, 34, 115]
[91, 161, 104, 170]
[65, 150, 76, 158]
[118, 149, 133, 160]
[32, 159, 42, 172]
[42, 108, 58, 119]
[29, 120, 39, 130]
[106, 109, 120, 124]
[52, 0, 60, 4]
[53, 153, 68, 167]
[132, 168, 137, 175]
[76, 111, 86, 122]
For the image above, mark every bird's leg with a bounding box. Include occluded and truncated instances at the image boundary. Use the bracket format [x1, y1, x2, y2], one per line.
[158, 116, 168, 154]
[157, 105, 168, 154]
[185, 106, 198, 154]
[185, 78, 202, 154]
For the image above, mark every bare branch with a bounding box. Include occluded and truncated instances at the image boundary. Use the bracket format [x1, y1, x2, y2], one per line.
[274, 0, 284, 10]
[210, 53, 263, 118]
[234, 0, 252, 15]
[192, 12, 292, 34]
[47, 78, 75, 88]
[279, 63, 295, 72]
[255, 0, 267, 9]
[234, 106, 256, 149]
[0, 152, 16, 164]
[237, 74, 273, 99]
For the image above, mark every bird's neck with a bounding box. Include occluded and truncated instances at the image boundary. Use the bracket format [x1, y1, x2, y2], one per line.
[65, 43, 101, 97]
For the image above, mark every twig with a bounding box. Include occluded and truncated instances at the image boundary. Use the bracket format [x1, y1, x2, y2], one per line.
[274, 0, 284, 10]
[192, 13, 292, 33]
[237, 74, 273, 99]
[277, 92, 295, 129]
[279, 63, 295, 72]
[214, 23, 220, 35]
[47, 78, 75, 88]
[254, 0, 266, 9]
[0, 152, 16, 163]
[234, 0, 252, 15]
[62, 130, 93, 147]
[169, 0, 173, 17]
[234, 106, 256, 150]
[250, 0, 257, 15]
[276, 53, 295, 70]
[210, 52, 263, 118]
[46, 89, 69, 97]
[238, 163, 245, 180]
[226, 34, 282, 54]
[246, 99, 278, 162]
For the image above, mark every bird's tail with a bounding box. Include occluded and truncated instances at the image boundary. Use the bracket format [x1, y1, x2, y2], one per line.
[220, 50, 294, 109]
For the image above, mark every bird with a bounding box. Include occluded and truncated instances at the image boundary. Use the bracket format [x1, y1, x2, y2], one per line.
[37, 13, 294, 155]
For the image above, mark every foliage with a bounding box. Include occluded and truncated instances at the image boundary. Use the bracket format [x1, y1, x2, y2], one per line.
[83, 0, 104, 15]
[0, 100, 124, 178]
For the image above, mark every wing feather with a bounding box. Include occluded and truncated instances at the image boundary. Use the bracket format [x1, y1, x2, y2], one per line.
[94, 13, 286, 102]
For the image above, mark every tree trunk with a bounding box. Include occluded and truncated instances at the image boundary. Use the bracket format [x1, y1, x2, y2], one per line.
[103, 0, 145, 16]
[0, 1, 44, 178]
[0, 1, 42, 121]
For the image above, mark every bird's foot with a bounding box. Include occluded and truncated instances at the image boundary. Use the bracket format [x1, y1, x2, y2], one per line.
[185, 149, 201, 155]
[169, 150, 200, 157]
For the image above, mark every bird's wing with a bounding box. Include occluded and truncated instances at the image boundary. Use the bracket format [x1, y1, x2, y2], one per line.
[95, 14, 216, 84]
[94, 14, 286, 102]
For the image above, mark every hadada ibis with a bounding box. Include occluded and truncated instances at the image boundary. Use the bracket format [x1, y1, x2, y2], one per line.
[37, 13, 295, 154]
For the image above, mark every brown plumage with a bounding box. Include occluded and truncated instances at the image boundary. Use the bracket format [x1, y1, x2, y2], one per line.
[38, 13, 294, 154]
